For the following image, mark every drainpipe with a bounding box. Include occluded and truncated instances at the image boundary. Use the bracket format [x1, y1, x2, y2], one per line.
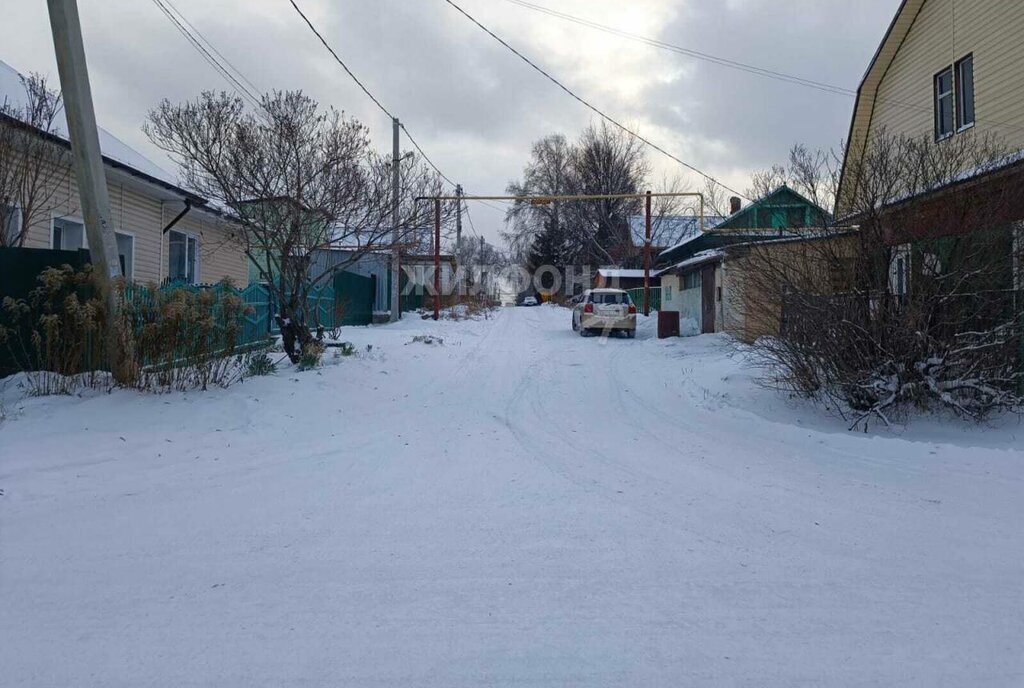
[162, 199, 192, 235]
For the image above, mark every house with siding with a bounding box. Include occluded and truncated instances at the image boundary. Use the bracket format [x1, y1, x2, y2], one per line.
[0, 58, 248, 286]
[657, 187, 833, 337]
[836, 0, 1024, 293]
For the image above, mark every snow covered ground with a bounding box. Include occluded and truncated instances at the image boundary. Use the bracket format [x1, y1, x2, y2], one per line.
[1, 305, 1022, 686]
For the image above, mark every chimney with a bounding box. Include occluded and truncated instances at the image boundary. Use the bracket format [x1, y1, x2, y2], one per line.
[729, 196, 742, 215]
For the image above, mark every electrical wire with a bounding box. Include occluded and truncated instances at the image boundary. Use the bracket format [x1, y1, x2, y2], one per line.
[150, 0, 262, 109]
[443, 0, 748, 199]
[284, 0, 468, 192]
[497, 0, 1024, 136]
[286, 0, 395, 119]
[498, 0, 853, 97]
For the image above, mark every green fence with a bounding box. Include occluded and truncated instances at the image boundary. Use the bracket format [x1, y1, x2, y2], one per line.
[627, 286, 662, 312]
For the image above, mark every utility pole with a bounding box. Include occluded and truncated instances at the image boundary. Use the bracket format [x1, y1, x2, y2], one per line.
[47, 0, 128, 379]
[643, 190, 652, 317]
[433, 198, 441, 321]
[389, 117, 401, 323]
[455, 184, 463, 250]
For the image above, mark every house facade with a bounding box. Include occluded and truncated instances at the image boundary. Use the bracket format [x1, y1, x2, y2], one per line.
[1, 59, 248, 286]
[658, 186, 832, 338]
[837, 1, 1024, 232]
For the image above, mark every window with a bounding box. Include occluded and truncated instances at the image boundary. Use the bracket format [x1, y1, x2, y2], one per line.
[956, 54, 975, 130]
[664, 284, 673, 302]
[1, 203, 20, 245]
[52, 217, 86, 251]
[168, 230, 199, 284]
[116, 232, 134, 279]
[683, 272, 701, 290]
[889, 244, 911, 296]
[934, 66, 954, 139]
[591, 292, 629, 305]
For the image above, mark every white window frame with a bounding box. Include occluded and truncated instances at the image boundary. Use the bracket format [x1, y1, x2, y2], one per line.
[934, 66, 955, 141]
[167, 229, 201, 285]
[50, 214, 88, 251]
[115, 230, 136, 280]
[955, 53, 975, 132]
[1, 202, 21, 245]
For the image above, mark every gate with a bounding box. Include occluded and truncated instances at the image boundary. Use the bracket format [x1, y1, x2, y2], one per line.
[334, 270, 374, 326]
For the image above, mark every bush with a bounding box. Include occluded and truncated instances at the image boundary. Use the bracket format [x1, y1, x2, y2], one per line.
[297, 341, 324, 371]
[1, 267, 256, 395]
[246, 352, 278, 377]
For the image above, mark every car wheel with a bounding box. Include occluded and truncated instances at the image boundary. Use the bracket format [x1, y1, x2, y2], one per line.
[626, 329, 636, 339]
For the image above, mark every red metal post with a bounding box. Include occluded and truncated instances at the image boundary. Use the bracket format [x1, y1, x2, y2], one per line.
[433, 198, 441, 321]
[643, 190, 652, 317]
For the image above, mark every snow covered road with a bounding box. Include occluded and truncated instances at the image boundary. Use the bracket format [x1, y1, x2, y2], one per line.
[2, 305, 1022, 686]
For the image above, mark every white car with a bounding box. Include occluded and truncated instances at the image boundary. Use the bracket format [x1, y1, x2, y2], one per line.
[521, 296, 539, 306]
[571, 289, 637, 338]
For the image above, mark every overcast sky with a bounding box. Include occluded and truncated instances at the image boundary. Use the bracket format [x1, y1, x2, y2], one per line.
[6, 0, 897, 245]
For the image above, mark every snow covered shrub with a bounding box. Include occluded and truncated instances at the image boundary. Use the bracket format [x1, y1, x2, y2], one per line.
[245, 352, 278, 377]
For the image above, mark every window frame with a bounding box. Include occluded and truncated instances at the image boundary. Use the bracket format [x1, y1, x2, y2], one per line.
[934, 65, 955, 141]
[167, 229, 201, 285]
[115, 230, 135, 280]
[955, 53, 975, 132]
[50, 215, 88, 251]
[1, 202, 21, 245]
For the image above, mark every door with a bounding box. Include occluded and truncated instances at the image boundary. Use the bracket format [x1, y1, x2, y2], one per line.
[701, 265, 716, 334]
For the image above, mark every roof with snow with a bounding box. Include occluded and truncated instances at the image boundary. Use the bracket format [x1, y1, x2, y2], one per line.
[0, 58, 201, 203]
[657, 249, 725, 276]
[597, 268, 647, 279]
[629, 214, 725, 249]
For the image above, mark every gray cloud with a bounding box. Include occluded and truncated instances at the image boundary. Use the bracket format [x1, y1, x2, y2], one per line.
[5, 0, 897, 244]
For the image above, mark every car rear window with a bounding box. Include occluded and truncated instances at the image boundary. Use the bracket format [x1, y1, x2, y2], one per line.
[591, 292, 629, 304]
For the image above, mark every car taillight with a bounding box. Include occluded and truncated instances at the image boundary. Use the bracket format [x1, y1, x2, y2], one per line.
[584, 303, 594, 314]
[628, 304, 637, 314]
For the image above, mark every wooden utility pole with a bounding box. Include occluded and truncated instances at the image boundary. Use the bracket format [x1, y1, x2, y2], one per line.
[47, 0, 129, 379]
[390, 117, 401, 323]
[643, 190, 652, 317]
[433, 198, 441, 321]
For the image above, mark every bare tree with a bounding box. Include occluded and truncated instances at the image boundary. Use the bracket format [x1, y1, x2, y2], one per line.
[504, 121, 691, 285]
[146, 90, 449, 362]
[739, 130, 1024, 428]
[0, 74, 71, 247]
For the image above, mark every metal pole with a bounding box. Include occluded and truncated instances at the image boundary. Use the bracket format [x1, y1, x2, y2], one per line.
[433, 198, 441, 321]
[644, 190, 652, 317]
[47, 0, 127, 379]
[389, 117, 401, 323]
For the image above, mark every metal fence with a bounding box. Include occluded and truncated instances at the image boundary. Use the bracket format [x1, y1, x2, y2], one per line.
[627, 287, 662, 312]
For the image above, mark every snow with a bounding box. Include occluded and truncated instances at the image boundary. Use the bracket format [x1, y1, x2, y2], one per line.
[597, 268, 647, 279]
[2, 306, 1023, 686]
[659, 248, 725, 274]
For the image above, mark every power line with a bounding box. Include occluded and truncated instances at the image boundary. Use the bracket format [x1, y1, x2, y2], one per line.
[499, 0, 854, 98]
[287, 0, 471, 192]
[286, 0, 395, 120]
[149, 0, 262, 109]
[399, 122, 458, 187]
[498, 0, 1024, 136]
[442, 0, 748, 200]
[160, 0, 263, 97]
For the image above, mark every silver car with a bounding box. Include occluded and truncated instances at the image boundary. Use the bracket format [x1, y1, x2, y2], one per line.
[571, 289, 637, 338]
